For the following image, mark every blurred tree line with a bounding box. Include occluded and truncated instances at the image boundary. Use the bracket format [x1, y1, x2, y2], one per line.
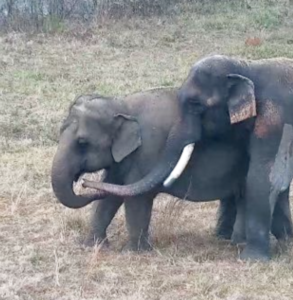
[0, 0, 289, 32]
[0, 0, 181, 31]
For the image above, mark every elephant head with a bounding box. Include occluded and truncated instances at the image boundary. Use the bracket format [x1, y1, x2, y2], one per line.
[164, 55, 257, 184]
[83, 55, 257, 197]
[51, 94, 142, 208]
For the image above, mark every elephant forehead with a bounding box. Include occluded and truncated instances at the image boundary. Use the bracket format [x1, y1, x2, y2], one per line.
[73, 102, 111, 120]
[253, 100, 283, 138]
[74, 108, 116, 135]
[194, 55, 232, 75]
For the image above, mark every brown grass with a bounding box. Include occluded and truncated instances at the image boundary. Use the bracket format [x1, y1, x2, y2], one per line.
[2, 1, 293, 299]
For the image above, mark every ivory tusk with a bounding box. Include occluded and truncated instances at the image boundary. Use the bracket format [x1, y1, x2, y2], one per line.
[163, 143, 195, 188]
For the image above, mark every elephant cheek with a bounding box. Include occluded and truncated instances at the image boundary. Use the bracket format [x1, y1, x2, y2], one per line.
[254, 100, 283, 138]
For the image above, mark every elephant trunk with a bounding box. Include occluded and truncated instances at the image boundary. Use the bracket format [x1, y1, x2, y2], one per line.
[51, 141, 107, 209]
[82, 115, 200, 197]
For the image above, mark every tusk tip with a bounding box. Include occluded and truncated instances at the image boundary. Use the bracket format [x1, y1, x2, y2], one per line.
[163, 177, 175, 188]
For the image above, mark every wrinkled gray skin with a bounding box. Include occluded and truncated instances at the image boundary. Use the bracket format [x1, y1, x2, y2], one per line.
[91, 56, 293, 261]
[51, 88, 292, 251]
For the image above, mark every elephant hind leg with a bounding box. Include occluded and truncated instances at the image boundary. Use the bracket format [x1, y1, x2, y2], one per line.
[215, 187, 293, 244]
[215, 195, 237, 240]
[124, 194, 155, 252]
[231, 195, 246, 245]
[271, 187, 293, 241]
[216, 186, 293, 248]
[268, 124, 293, 240]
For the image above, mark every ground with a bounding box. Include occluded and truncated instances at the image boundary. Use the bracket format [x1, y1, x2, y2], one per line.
[1, 1, 293, 299]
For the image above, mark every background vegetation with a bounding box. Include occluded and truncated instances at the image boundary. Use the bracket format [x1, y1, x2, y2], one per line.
[1, 0, 293, 299]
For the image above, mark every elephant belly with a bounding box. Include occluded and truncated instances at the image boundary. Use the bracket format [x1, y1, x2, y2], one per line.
[164, 141, 248, 202]
[167, 176, 241, 202]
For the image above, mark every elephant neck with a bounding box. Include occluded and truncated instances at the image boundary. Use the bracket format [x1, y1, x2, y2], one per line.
[244, 60, 273, 84]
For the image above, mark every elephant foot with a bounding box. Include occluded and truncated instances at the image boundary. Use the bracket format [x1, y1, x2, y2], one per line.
[239, 246, 270, 262]
[273, 228, 293, 242]
[80, 235, 110, 250]
[231, 231, 246, 245]
[215, 227, 232, 240]
[122, 238, 152, 252]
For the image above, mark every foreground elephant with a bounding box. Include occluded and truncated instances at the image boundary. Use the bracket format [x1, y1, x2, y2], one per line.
[90, 56, 293, 261]
[51, 88, 292, 251]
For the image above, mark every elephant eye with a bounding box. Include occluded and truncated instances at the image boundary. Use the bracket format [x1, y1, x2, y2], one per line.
[182, 93, 197, 103]
[188, 99, 206, 114]
[78, 137, 87, 144]
[77, 137, 89, 151]
[189, 98, 201, 105]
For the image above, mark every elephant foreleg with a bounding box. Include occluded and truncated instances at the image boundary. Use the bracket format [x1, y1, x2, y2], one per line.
[83, 197, 123, 248]
[240, 136, 277, 261]
[123, 194, 155, 251]
[83, 172, 123, 248]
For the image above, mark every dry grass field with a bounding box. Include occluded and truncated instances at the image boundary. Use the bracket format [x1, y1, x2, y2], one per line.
[2, 1, 293, 299]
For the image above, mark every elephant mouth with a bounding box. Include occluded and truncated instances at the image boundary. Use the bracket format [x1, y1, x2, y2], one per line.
[73, 170, 105, 195]
[74, 171, 84, 183]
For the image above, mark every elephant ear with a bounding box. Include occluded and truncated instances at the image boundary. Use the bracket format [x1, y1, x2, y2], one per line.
[226, 74, 257, 124]
[112, 114, 142, 163]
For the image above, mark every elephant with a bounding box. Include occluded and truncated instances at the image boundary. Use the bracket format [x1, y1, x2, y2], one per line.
[51, 88, 293, 252]
[87, 55, 293, 261]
